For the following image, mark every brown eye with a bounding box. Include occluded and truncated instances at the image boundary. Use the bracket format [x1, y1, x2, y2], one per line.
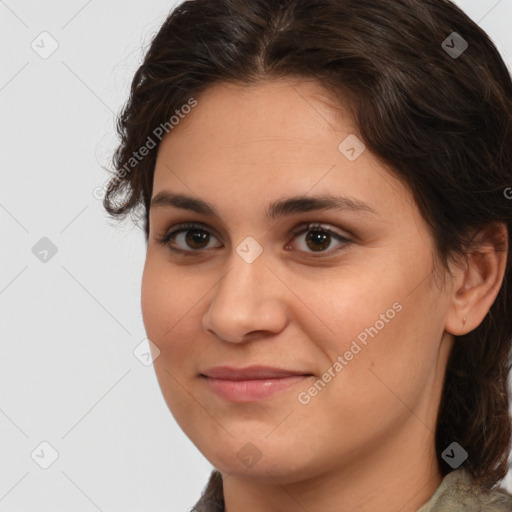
[304, 229, 332, 251]
[156, 222, 222, 253]
[288, 223, 351, 257]
[183, 228, 211, 250]
[156, 221, 351, 258]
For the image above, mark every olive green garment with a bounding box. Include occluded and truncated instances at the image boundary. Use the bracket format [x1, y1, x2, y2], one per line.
[192, 467, 512, 511]
[417, 468, 512, 512]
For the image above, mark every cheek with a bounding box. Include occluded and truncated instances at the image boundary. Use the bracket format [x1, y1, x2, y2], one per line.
[318, 284, 444, 418]
[290, 268, 403, 356]
[140, 257, 202, 417]
[140, 258, 166, 341]
[141, 256, 185, 349]
[140, 255, 204, 368]
[297, 265, 441, 396]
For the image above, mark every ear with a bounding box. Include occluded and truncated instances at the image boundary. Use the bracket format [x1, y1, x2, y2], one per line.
[445, 222, 508, 336]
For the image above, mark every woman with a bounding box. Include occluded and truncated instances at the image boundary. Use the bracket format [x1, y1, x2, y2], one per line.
[103, 0, 512, 510]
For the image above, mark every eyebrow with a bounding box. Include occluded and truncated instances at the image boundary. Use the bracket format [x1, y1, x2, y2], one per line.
[150, 191, 377, 220]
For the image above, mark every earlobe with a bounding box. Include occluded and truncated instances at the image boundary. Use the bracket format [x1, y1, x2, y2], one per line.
[445, 222, 508, 336]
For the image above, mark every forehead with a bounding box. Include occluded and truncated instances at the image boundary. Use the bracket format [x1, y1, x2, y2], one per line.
[151, 78, 414, 222]
[155, 78, 356, 177]
[159, 78, 353, 150]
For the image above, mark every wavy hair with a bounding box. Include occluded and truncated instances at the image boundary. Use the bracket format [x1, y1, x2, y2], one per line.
[103, 0, 512, 489]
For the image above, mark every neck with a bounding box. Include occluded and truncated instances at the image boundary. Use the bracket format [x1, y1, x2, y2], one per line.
[221, 424, 443, 512]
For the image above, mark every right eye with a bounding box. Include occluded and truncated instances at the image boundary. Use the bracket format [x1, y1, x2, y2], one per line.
[156, 222, 222, 254]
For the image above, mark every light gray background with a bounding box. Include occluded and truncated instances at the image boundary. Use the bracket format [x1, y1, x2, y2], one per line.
[1, 1, 511, 510]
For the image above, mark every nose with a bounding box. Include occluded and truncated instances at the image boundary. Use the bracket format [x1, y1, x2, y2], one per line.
[201, 251, 289, 344]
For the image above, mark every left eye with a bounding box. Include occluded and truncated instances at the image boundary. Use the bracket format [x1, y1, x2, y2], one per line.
[156, 222, 351, 257]
[288, 223, 351, 256]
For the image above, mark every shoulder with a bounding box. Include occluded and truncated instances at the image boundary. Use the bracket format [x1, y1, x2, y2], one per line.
[417, 468, 512, 512]
[191, 468, 512, 512]
[191, 469, 225, 512]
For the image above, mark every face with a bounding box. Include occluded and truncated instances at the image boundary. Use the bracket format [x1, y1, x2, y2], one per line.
[141, 78, 455, 483]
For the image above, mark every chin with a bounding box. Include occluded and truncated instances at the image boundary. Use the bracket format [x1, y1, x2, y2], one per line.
[198, 438, 317, 484]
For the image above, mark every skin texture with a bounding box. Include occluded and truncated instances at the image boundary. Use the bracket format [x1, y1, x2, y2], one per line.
[141, 77, 507, 512]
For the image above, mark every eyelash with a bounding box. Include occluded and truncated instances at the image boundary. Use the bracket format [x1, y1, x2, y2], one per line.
[155, 221, 352, 259]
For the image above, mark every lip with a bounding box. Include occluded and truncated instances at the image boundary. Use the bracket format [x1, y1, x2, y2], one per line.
[200, 365, 311, 380]
[199, 366, 313, 402]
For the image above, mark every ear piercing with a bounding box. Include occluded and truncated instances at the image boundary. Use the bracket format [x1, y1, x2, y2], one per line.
[463, 315, 467, 326]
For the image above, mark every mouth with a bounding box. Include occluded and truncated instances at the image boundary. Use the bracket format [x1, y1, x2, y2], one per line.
[199, 365, 314, 402]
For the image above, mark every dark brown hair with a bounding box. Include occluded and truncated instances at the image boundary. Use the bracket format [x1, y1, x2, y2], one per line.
[103, 0, 512, 490]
